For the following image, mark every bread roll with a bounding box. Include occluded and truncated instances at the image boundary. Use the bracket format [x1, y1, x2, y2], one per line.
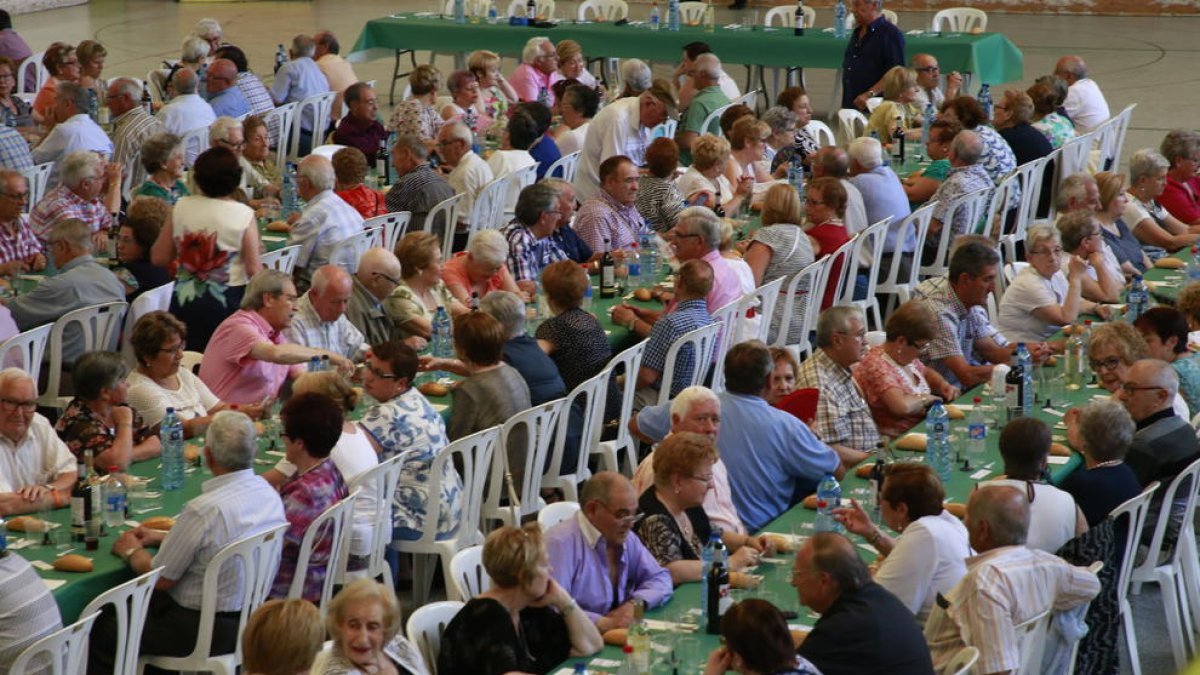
[53, 554, 93, 573]
[184, 445, 201, 462]
[944, 502, 967, 520]
[802, 494, 819, 510]
[633, 288, 653, 301]
[142, 516, 176, 532]
[603, 628, 628, 646]
[730, 572, 760, 589]
[895, 433, 928, 452]
[266, 220, 291, 233]
[4, 515, 44, 532]
[1156, 257, 1186, 269]
[764, 533, 795, 552]
[944, 404, 965, 420]
[419, 382, 449, 397]
[1049, 442, 1072, 457]
[1045, 356, 1058, 367]
[855, 463, 875, 479]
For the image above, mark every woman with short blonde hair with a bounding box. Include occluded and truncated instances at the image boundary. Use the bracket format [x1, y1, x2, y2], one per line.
[242, 599, 325, 675]
[388, 64, 445, 146]
[677, 134, 750, 216]
[468, 49, 518, 123]
[386, 231, 469, 344]
[746, 183, 815, 345]
[868, 65, 921, 142]
[1094, 171, 1152, 273]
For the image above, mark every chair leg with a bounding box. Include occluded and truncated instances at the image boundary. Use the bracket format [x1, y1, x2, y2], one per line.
[411, 553, 436, 607]
[1121, 598, 1142, 675]
[1159, 568, 1189, 670]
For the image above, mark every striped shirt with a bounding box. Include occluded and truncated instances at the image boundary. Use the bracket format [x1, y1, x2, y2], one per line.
[0, 215, 43, 265]
[385, 163, 454, 232]
[0, 125, 32, 172]
[28, 184, 113, 242]
[152, 468, 286, 612]
[500, 220, 569, 283]
[574, 189, 647, 253]
[286, 189, 363, 278]
[0, 554, 62, 672]
[635, 175, 684, 233]
[112, 107, 164, 193]
[282, 292, 368, 361]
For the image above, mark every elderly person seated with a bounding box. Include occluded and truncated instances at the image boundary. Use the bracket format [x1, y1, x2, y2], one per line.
[1082, 323, 1190, 421]
[442, 228, 525, 306]
[760, 105, 798, 177]
[677, 135, 749, 217]
[834, 463, 969, 624]
[131, 133, 188, 204]
[636, 137, 685, 234]
[706, 600, 823, 675]
[938, 96, 1017, 187]
[994, 89, 1053, 167]
[0, 57, 33, 130]
[440, 69, 488, 134]
[676, 53, 731, 164]
[0, 368, 76, 516]
[385, 133, 455, 235]
[796, 306, 876, 466]
[902, 119, 962, 204]
[388, 64, 444, 146]
[1133, 306, 1200, 414]
[440, 524, 603, 674]
[924, 131, 993, 264]
[1159, 129, 1200, 226]
[165, 36, 209, 99]
[501, 182, 571, 293]
[446, 311, 531, 441]
[1057, 209, 1122, 304]
[157, 68, 215, 141]
[552, 39, 600, 90]
[854, 301, 959, 437]
[1028, 79, 1075, 149]
[867, 65, 922, 143]
[31, 42, 79, 125]
[773, 87, 819, 170]
[1094, 171, 1152, 274]
[286, 154, 364, 289]
[198, 269, 353, 405]
[115, 197, 171, 300]
[332, 147, 386, 219]
[282, 264, 369, 361]
[766, 347, 799, 407]
[55, 350, 158, 469]
[633, 432, 762, 585]
[726, 116, 772, 184]
[1125, 148, 1200, 252]
[0, 171, 43, 276]
[268, 391, 350, 602]
[322, 579, 429, 674]
[535, 260, 615, 411]
[332, 82, 389, 165]
[509, 37, 558, 106]
[746, 183, 814, 345]
[998, 224, 1108, 344]
[804, 177, 852, 309]
[31, 80, 113, 179]
[1061, 399, 1143, 527]
[468, 49, 518, 125]
[240, 599, 323, 675]
[574, 154, 649, 255]
[241, 115, 281, 199]
[553, 83, 599, 156]
[387, 231, 469, 348]
[29, 150, 118, 248]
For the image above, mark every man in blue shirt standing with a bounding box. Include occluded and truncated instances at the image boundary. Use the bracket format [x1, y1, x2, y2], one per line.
[841, 0, 906, 111]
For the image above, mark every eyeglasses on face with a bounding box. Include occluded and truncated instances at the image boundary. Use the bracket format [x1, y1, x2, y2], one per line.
[1088, 356, 1123, 372]
[0, 397, 37, 412]
[1119, 382, 1164, 395]
[365, 362, 400, 380]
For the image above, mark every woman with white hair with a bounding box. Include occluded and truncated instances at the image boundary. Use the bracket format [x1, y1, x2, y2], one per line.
[131, 132, 188, 204]
[166, 36, 210, 99]
[1061, 400, 1145, 527]
[617, 59, 652, 99]
[1125, 148, 1200, 252]
[997, 224, 1109, 343]
[441, 228, 525, 306]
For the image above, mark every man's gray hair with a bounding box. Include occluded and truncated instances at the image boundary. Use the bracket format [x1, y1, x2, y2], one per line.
[541, 177, 572, 198]
[180, 36, 210, 64]
[521, 36, 552, 64]
[619, 59, 652, 94]
[693, 53, 722, 81]
[968, 484, 1030, 547]
[676, 206, 721, 252]
[1024, 223, 1060, 254]
[209, 116, 242, 145]
[480, 291, 527, 339]
[193, 17, 222, 40]
[1055, 173, 1097, 212]
[241, 269, 293, 310]
[466, 228, 509, 268]
[1079, 399, 1135, 463]
[0, 169, 25, 197]
[47, 218, 92, 252]
[442, 120, 473, 145]
[579, 471, 632, 506]
[813, 147, 850, 178]
[1135, 358, 1180, 398]
[298, 155, 335, 192]
[0, 367, 34, 393]
[669, 385, 720, 420]
[847, 137, 882, 170]
[514, 182, 559, 227]
[172, 67, 198, 95]
[291, 34, 316, 58]
[815, 305, 864, 348]
[1129, 149, 1170, 185]
[109, 77, 140, 100]
[809, 532, 871, 594]
[56, 81, 90, 114]
[394, 133, 429, 162]
[207, 410, 258, 471]
[1057, 55, 1086, 80]
[1160, 129, 1200, 167]
[951, 130, 984, 165]
[761, 106, 797, 135]
[60, 151, 103, 188]
[357, 247, 401, 282]
[1056, 209, 1098, 251]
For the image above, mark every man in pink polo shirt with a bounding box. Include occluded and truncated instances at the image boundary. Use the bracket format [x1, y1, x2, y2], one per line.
[667, 206, 748, 312]
[508, 37, 557, 106]
[199, 269, 355, 405]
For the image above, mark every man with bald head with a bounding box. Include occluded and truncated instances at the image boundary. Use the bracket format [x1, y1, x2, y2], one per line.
[910, 53, 961, 111]
[157, 68, 216, 138]
[544, 471, 673, 632]
[792, 532, 934, 675]
[0, 367, 75, 516]
[1054, 55, 1110, 134]
[924, 485, 1100, 674]
[287, 154, 364, 289]
[347, 247, 403, 347]
[204, 58, 249, 118]
[925, 130, 992, 263]
[283, 264, 368, 360]
[676, 53, 730, 164]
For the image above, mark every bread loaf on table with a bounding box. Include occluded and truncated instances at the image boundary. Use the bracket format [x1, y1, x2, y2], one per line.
[53, 554, 93, 573]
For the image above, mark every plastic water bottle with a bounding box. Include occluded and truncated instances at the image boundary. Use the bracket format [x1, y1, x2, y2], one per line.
[704, 1, 715, 32]
[833, 0, 847, 39]
[926, 401, 952, 483]
[487, 0, 499, 23]
[814, 473, 843, 533]
[921, 101, 934, 151]
[0, 518, 7, 558]
[1018, 343, 1034, 414]
[667, 0, 680, 31]
[582, 283, 593, 313]
[627, 243, 642, 288]
[650, 1, 660, 29]
[454, 0, 466, 23]
[639, 232, 657, 282]
[308, 355, 322, 372]
[274, 44, 288, 74]
[432, 305, 453, 359]
[160, 408, 185, 491]
[1188, 247, 1200, 283]
[1127, 274, 1149, 322]
[966, 397, 986, 469]
[627, 599, 651, 673]
[618, 645, 638, 675]
[280, 164, 299, 220]
[788, 155, 806, 204]
[978, 83, 993, 124]
[1065, 323, 1085, 390]
[100, 468, 127, 527]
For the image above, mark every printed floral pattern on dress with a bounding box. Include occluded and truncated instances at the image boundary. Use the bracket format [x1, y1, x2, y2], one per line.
[174, 230, 231, 307]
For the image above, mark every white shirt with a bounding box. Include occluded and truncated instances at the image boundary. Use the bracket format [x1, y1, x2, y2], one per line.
[983, 479, 1079, 553]
[486, 149, 536, 213]
[156, 93, 217, 140]
[841, 178, 869, 236]
[152, 469, 286, 611]
[997, 266, 1068, 343]
[717, 72, 741, 102]
[0, 414, 74, 492]
[874, 510, 970, 625]
[676, 166, 732, 206]
[287, 189, 364, 275]
[448, 150, 494, 226]
[1122, 191, 1167, 234]
[1060, 245, 1123, 292]
[30, 114, 113, 183]
[1063, 78, 1110, 134]
[555, 123, 589, 156]
[575, 96, 653, 203]
[125, 369, 221, 429]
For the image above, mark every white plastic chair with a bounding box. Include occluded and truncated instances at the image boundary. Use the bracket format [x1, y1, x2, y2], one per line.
[943, 646, 979, 675]
[505, 0, 555, 18]
[538, 500, 581, 531]
[545, 150, 581, 182]
[430, 192, 466, 257]
[484, 400, 565, 528]
[1014, 609, 1052, 675]
[1113, 482, 1161, 675]
[0, 322, 52, 390]
[138, 523, 288, 675]
[289, 91, 338, 161]
[700, 103, 733, 138]
[504, 163, 539, 217]
[836, 108, 868, 146]
[41, 301, 128, 410]
[180, 350, 203, 374]
[771, 258, 824, 357]
[543, 370, 608, 501]
[393, 425, 496, 604]
[80, 568, 163, 675]
[577, 0, 629, 21]
[262, 101, 298, 168]
[120, 282, 174, 366]
[931, 7, 988, 33]
[308, 144, 347, 160]
[287, 489, 359, 616]
[592, 340, 646, 476]
[918, 188, 991, 282]
[1056, 132, 1094, 189]
[259, 244, 302, 275]
[9, 610, 101, 675]
[657, 321, 721, 406]
[709, 299, 743, 394]
[1106, 104, 1137, 175]
[865, 96, 884, 114]
[811, 236, 858, 324]
[21, 162, 52, 215]
[15, 51, 47, 95]
[365, 212, 412, 254]
[877, 201, 937, 316]
[329, 227, 384, 274]
[743, 276, 786, 343]
[839, 216, 892, 330]
[804, 120, 836, 149]
[678, 1, 707, 25]
[341, 454, 403, 588]
[449, 545, 491, 600]
[467, 174, 510, 237]
[406, 600, 464, 673]
[1000, 156, 1053, 262]
[180, 125, 209, 167]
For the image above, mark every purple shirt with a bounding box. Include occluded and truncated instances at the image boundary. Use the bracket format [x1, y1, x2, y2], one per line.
[270, 459, 349, 602]
[333, 114, 389, 164]
[544, 512, 673, 621]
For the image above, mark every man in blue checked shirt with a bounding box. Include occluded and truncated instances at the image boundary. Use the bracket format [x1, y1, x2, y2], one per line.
[501, 182, 569, 295]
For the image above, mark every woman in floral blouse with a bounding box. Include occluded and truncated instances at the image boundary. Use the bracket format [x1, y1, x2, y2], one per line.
[469, 50, 518, 135]
[388, 64, 445, 150]
[55, 351, 160, 470]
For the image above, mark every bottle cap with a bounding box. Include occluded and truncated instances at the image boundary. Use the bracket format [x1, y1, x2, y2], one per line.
[973, 396, 981, 404]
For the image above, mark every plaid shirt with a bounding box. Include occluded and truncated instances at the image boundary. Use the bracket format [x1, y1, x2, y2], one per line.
[641, 298, 712, 396]
[28, 184, 112, 242]
[795, 349, 880, 451]
[930, 163, 993, 236]
[501, 220, 569, 283]
[912, 275, 1009, 389]
[574, 189, 647, 253]
[270, 459, 349, 602]
[111, 107, 164, 192]
[237, 72, 278, 137]
[0, 215, 42, 264]
[0, 125, 31, 171]
[282, 292, 368, 361]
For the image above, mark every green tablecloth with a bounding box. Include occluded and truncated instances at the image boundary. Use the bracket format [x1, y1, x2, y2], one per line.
[350, 15, 1023, 84]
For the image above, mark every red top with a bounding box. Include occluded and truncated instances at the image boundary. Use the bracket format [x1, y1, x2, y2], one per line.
[808, 221, 851, 310]
[1160, 175, 1200, 226]
[336, 184, 388, 220]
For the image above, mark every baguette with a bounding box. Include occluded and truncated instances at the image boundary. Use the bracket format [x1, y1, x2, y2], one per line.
[419, 381, 449, 397]
[802, 494, 819, 510]
[895, 433, 928, 452]
[855, 463, 875, 479]
[53, 554, 93, 573]
[1155, 257, 1186, 269]
[141, 516, 176, 532]
[730, 572, 760, 589]
[763, 533, 796, 552]
[603, 628, 627, 646]
[5, 515, 47, 532]
[944, 404, 965, 420]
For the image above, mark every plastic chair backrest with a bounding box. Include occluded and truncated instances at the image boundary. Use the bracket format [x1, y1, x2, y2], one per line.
[453, 425, 501, 539]
[288, 489, 359, 615]
[577, 0, 629, 21]
[1057, 132, 1094, 185]
[469, 174, 511, 235]
[488, 399, 566, 525]
[1132, 458, 1200, 584]
[406, 600, 464, 672]
[15, 51, 47, 95]
[9, 610, 101, 675]
[545, 150, 581, 182]
[943, 646, 980, 675]
[505, 164, 539, 214]
[840, 216, 891, 324]
[430, 192, 466, 257]
[505, 0, 556, 18]
[1108, 104, 1137, 173]
[21, 162, 53, 215]
[261, 101, 298, 168]
[364, 211, 412, 253]
[709, 298, 744, 394]
[0, 322, 52, 390]
[289, 91, 338, 160]
[345, 454, 403, 588]
[545, 369, 609, 500]
[700, 103, 733, 138]
[1003, 156, 1053, 261]
[594, 339, 647, 475]
[984, 170, 1022, 240]
[121, 282, 175, 366]
[1014, 609, 1052, 675]
[678, 1, 707, 24]
[836, 108, 868, 146]
[804, 120, 836, 148]
[449, 545, 491, 600]
[931, 7, 987, 32]
[918, 187, 991, 281]
[733, 90, 759, 110]
[764, 4, 815, 28]
[1111, 481, 1160, 606]
[309, 144, 347, 160]
[180, 125, 209, 167]
[771, 258, 823, 356]
[812, 235, 858, 317]
[538, 501, 581, 531]
[42, 301, 128, 408]
[259, 245, 302, 275]
[877, 201, 937, 308]
[329, 227, 384, 274]
[657, 321, 722, 406]
[80, 568, 163, 675]
[744, 276, 786, 343]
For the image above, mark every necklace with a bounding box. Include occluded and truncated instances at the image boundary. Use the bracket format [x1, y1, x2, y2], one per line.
[1092, 459, 1124, 469]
